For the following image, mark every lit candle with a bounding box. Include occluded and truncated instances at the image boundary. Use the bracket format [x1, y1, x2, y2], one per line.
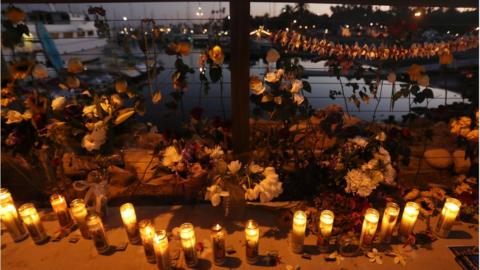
[0, 188, 14, 205]
[18, 203, 48, 244]
[435, 198, 461, 238]
[179, 222, 198, 267]
[153, 230, 171, 270]
[70, 199, 90, 239]
[291, 210, 307, 253]
[211, 223, 226, 266]
[245, 219, 259, 264]
[0, 202, 28, 242]
[50, 194, 73, 228]
[378, 202, 400, 243]
[120, 203, 141, 244]
[398, 202, 420, 240]
[359, 208, 379, 247]
[86, 213, 110, 254]
[318, 210, 334, 252]
[139, 219, 156, 264]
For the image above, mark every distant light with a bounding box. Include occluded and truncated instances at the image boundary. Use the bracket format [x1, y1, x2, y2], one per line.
[476, 27, 479, 31]
[144, 32, 148, 35]
[447, 30, 450, 34]
[120, 30, 124, 34]
[414, 11, 422, 17]
[282, 8, 286, 12]
[130, 28, 134, 31]
[370, 22, 373, 26]
[293, 19, 297, 24]
[123, 16, 128, 21]
[305, 26, 308, 29]
[285, 27, 289, 31]
[224, 31, 228, 35]
[312, 25, 316, 28]
[325, 29, 329, 34]
[227, 15, 231, 20]
[345, 24, 349, 28]
[299, 25, 302, 29]
[190, 30, 194, 34]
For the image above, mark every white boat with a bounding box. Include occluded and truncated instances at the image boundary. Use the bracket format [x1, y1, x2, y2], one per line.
[2, 10, 107, 70]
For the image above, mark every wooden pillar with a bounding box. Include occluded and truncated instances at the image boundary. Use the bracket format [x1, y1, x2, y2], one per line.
[229, 0, 250, 155]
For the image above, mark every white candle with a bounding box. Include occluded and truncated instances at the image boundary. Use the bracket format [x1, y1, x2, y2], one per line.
[18, 203, 48, 244]
[211, 223, 226, 265]
[50, 194, 73, 228]
[245, 219, 259, 264]
[120, 203, 141, 244]
[359, 208, 379, 247]
[378, 202, 400, 243]
[153, 230, 171, 270]
[139, 219, 156, 263]
[0, 202, 28, 242]
[180, 223, 198, 267]
[86, 213, 110, 254]
[435, 198, 461, 238]
[318, 210, 334, 252]
[398, 202, 420, 239]
[70, 199, 90, 239]
[291, 210, 307, 253]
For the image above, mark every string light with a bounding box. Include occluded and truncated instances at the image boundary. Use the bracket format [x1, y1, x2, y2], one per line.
[249, 26, 271, 39]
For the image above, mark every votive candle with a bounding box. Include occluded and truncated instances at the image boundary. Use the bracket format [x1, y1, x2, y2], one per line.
[0, 188, 14, 205]
[211, 223, 226, 265]
[180, 223, 198, 267]
[245, 219, 259, 264]
[70, 199, 90, 239]
[398, 202, 420, 239]
[0, 202, 28, 242]
[120, 203, 141, 244]
[86, 213, 110, 254]
[378, 202, 400, 243]
[18, 203, 48, 244]
[153, 230, 171, 270]
[50, 194, 73, 228]
[435, 198, 461, 238]
[359, 208, 379, 247]
[139, 219, 156, 263]
[318, 210, 334, 252]
[291, 210, 307, 253]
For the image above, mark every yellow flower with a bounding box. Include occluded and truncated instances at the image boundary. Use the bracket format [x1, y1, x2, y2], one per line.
[6, 6, 26, 23]
[249, 76, 265, 95]
[466, 129, 478, 141]
[115, 80, 128, 93]
[169, 42, 191, 56]
[65, 76, 80, 89]
[439, 52, 453, 65]
[458, 116, 472, 128]
[66, 58, 84, 74]
[407, 64, 425, 82]
[32, 64, 48, 79]
[208, 45, 224, 65]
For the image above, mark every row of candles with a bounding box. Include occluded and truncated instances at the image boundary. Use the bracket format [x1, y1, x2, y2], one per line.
[0, 188, 462, 268]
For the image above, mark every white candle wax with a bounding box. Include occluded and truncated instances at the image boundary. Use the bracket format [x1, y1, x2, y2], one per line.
[378, 202, 400, 243]
[120, 203, 141, 244]
[398, 202, 420, 239]
[291, 210, 307, 253]
[153, 230, 171, 270]
[245, 219, 259, 264]
[359, 208, 379, 247]
[435, 198, 461, 238]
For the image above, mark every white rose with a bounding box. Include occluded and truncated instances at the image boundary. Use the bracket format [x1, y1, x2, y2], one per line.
[51, 96, 67, 111]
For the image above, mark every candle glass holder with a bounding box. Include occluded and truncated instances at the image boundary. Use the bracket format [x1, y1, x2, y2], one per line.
[139, 219, 156, 264]
[359, 208, 379, 247]
[435, 198, 461, 238]
[70, 199, 90, 239]
[153, 230, 171, 270]
[211, 223, 226, 265]
[120, 203, 141, 245]
[180, 223, 198, 267]
[398, 202, 420, 241]
[245, 219, 259, 265]
[50, 194, 73, 228]
[0, 188, 14, 205]
[0, 202, 28, 242]
[291, 210, 307, 253]
[378, 202, 400, 244]
[318, 210, 334, 253]
[18, 203, 49, 244]
[86, 213, 110, 254]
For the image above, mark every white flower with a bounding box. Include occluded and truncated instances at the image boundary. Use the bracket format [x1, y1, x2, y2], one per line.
[51, 96, 67, 111]
[205, 185, 222, 206]
[344, 169, 379, 197]
[374, 147, 391, 164]
[367, 248, 383, 264]
[205, 145, 224, 160]
[83, 104, 100, 118]
[290, 80, 303, 93]
[228, 160, 242, 175]
[293, 93, 304, 105]
[81, 121, 107, 152]
[162, 146, 182, 167]
[266, 48, 280, 63]
[245, 188, 259, 201]
[249, 162, 264, 174]
[387, 72, 396, 83]
[383, 164, 396, 185]
[350, 136, 368, 148]
[375, 132, 386, 142]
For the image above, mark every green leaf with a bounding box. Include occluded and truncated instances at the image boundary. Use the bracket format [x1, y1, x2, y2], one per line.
[302, 81, 312, 93]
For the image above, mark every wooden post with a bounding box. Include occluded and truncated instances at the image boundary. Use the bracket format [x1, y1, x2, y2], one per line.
[229, 0, 250, 155]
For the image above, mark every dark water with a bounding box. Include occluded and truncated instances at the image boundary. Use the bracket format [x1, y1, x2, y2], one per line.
[138, 51, 466, 130]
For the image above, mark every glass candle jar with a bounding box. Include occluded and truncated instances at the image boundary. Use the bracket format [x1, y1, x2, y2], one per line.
[398, 202, 420, 240]
[70, 199, 90, 239]
[120, 203, 141, 245]
[86, 213, 110, 254]
[291, 210, 307, 253]
[0, 188, 14, 205]
[0, 202, 28, 242]
[245, 219, 259, 264]
[435, 198, 461, 238]
[18, 203, 49, 244]
[180, 223, 198, 267]
[153, 230, 171, 270]
[318, 210, 334, 252]
[139, 219, 156, 264]
[211, 223, 226, 265]
[50, 194, 73, 228]
[359, 208, 379, 247]
[378, 202, 400, 244]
